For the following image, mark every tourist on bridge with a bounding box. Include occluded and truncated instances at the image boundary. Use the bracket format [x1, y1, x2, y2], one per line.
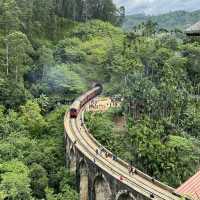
[119, 175, 124, 181]
[128, 165, 134, 175]
[105, 152, 111, 158]
[112, 154, 117, 161]
[99, 146, 104, 155]
[151, 177, 155, 183]
[150, 193, 154, 198]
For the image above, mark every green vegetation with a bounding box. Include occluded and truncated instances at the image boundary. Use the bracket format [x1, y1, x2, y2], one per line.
[0, 102, 78, 199]
[124, 10, 200, 31]
[0, 0, 200, 198]
[85, 24, 200, 187]
[0, 0, 120, 199]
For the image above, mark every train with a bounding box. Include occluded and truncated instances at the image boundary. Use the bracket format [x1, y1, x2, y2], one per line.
[70, 84, 103, 118]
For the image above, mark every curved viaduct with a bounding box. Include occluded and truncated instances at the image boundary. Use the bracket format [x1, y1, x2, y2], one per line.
[64, 89, 186, 200]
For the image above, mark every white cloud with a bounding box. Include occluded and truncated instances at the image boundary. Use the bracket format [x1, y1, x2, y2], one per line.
[113, 0, 200, 15]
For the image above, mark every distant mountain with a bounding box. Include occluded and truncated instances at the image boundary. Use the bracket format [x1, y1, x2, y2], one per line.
[123, 10, 200, 31]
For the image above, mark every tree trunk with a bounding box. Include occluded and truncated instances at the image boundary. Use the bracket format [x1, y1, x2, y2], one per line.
[15, 65, 18, 82]
[73, 3, 77, 21]
[6, 40, 9, 76]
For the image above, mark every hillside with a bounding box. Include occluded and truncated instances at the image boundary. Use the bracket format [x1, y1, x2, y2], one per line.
[0, 0, 200, 198]
[123, 10, 200, 31]
[0, 0, 119, 199]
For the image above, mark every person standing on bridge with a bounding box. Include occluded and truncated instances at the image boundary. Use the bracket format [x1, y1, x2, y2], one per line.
[119, 175, 124, 181]
[150, 193, 154, 198]
[105, 152, 110, 158]
[99, 146, 103, 155]
[112, 154, 117, 161]
[128, 165, 133, 175]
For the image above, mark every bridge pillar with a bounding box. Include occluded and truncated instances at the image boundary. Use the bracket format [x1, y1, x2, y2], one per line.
[69, 147, 76, 174]
[79, 164, 89, 200]
[65, 136, 70, 168]
[94, 175, 112, 200]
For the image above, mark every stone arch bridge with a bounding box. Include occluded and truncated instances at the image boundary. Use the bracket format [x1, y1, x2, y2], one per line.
[64, 89, 187, 200]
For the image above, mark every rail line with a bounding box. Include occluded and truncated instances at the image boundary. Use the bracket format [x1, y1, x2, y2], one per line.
[64, 88, 186, 200]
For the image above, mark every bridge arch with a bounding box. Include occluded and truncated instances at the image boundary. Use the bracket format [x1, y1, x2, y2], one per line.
[65, 136, 69, 151]
[93, 174, 112, 200]
[116, 190, 136, 200]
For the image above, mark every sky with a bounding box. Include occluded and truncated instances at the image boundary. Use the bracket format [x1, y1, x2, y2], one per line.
[113, 0, 200, 15]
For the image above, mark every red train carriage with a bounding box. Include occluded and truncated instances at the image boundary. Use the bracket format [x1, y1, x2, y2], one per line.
[70, 101, 80, 118]
[70, 108, 78, 118]
[70, 84, 103, 119]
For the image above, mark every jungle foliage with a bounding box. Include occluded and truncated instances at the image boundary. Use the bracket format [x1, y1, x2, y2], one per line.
[85, 24, 200, 187]
[0, 0, 120, 199]
[0, 0, 200, 198]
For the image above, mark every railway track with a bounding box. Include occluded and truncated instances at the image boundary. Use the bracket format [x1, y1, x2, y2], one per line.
[64, 89, 186, 200]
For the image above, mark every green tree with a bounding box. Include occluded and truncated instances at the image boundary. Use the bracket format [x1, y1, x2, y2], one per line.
[6, 31, 33, 81]
[0, 78, 31, 108]
[30, 163, 48, 199]
[57, 185, 78, 200]
[0, 0, 20, 35]
[144, 20, 158, 36]
[0, 133, 38, 162]
[19, 100, 47, 137]
[15, 0, 33, 35]
[37, 46, 54, 81]
[45, 187, 58, 200]
[0, 160, 31, 200]
[181, 43, 200, 88]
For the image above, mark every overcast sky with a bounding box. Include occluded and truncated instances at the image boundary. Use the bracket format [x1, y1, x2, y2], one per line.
[113, 0, 200, 15]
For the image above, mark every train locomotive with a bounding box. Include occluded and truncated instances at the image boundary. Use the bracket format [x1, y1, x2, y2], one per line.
[70, 84, 103, 118]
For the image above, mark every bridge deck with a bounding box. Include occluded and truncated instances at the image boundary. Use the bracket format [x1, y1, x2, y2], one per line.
[64, 93, 185, 200]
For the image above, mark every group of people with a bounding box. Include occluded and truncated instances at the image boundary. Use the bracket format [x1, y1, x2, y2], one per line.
[118, 165, 135, 181]
[93, 146, 117, 162]
[88, 98, 120, 112]
[93, 146, 138, 182]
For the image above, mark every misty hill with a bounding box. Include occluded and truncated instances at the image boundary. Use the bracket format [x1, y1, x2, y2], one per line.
[123, 10, 200, 31]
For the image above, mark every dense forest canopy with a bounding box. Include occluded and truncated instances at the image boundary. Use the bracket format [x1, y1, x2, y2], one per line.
[0, 0, 200, 199]
[0, 0, 122, 199]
